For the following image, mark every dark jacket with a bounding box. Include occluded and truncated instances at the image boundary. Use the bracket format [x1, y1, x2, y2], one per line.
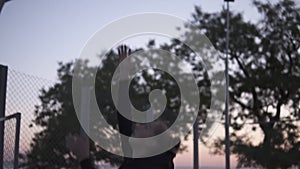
[80, 150, 177, 169]
[80, 80, 178, 169]
[119, 150, 177, 169]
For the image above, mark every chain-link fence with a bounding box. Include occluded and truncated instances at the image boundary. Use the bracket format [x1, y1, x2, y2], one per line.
[2, 117, 16, 169]
[4, 68, 116, 169]
[2, 116, 16, 169]
[1, 113, 21, 169]
[5, 68, 54, 168]
[2, 66, 300, 169]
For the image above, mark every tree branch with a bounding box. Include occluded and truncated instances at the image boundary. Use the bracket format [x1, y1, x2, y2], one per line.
[231, 52, 250, 78]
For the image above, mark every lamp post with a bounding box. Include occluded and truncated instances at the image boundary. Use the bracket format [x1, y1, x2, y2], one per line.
[193, 116, 199, 169]
[224, 0, 234, 169]
[0, 0, 11, 14]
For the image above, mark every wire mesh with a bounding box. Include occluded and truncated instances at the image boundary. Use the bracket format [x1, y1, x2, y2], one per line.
[4, 68, 116, 169]
[5, 69, 54, 168]
[1, 113, 21, 169]
[2, 116, 16, 169]
[3, 67, 300, 168]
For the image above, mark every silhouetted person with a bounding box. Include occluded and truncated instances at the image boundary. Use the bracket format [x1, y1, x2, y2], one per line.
[66, 45, 179, 169]
[116, 45, 179, 169]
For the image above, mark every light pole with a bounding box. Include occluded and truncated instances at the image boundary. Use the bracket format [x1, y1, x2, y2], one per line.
[0, 0, 11, 14]
[193, 116, 199, 169]
[224, 0, 234, 169]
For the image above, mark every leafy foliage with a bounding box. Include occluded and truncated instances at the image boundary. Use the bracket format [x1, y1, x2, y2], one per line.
[188, 1, 300, 168]
[23, 1, 300, 168]
[23, 44, 211, 168]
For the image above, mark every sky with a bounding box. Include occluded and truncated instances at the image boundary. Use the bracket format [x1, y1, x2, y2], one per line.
[0, 0, 299, 168]
[0, 0, 263, 81]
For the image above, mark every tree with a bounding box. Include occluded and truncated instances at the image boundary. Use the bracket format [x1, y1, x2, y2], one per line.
[185, 0, 300, 168]
[21, 58, 123, 168]
[23, 43, 212, 168]
[23, 1, 300, 168]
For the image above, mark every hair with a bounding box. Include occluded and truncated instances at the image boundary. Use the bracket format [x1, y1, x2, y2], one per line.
[132, 120, 168, 138]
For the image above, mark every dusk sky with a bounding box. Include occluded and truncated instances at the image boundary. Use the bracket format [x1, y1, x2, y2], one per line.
[1, 0, 299, 168]
[0, 0, 263, 80]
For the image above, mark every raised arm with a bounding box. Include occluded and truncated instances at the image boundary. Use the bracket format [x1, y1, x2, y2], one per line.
[117, 45, 133, 157]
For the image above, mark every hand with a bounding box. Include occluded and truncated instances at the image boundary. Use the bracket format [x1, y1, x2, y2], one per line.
[65, 133, 89, 162]
[118, 44, 131, 62]
[117, 45, 132, 80]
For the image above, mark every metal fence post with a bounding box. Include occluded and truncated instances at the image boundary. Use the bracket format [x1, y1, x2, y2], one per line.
[14, 113, 21, 169]
[0, 64, 8, 169]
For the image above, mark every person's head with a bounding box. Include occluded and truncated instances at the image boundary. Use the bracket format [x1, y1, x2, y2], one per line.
[129, 120, 170, 157]
[132, 120, 168, 138]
